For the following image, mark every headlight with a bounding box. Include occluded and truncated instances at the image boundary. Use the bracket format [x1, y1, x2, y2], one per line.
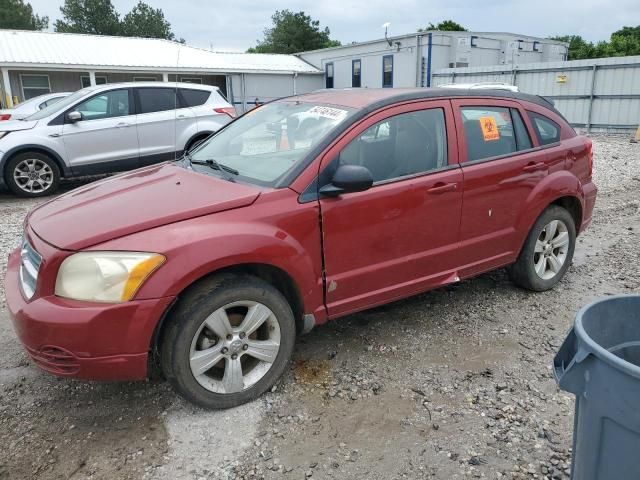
[55, 252, 165, 303]
[0, 132, 9, 140]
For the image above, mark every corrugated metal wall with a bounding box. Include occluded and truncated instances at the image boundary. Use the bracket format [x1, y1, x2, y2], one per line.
[432, 55, 640, 132]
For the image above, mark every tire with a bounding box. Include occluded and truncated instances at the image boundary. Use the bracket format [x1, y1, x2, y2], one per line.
[509, 205, 576, 291]
[160, 274, 296, 409]
[5, 151, 60, 197]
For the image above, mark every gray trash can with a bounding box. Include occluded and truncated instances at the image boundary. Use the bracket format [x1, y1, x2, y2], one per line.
[554, 294, 640, 480]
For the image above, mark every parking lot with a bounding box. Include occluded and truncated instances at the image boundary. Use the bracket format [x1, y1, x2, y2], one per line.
[0, 135, 638, 480]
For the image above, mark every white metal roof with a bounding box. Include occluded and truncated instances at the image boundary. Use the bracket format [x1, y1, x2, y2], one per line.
[0, 30, 321, 75]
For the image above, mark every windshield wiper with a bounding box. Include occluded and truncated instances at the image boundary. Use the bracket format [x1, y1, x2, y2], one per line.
[186, 154, 239, 180]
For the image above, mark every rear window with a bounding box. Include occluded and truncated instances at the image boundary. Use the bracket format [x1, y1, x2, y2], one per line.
[528, 112, 561, 145]
[137, 88, 177, 114]
[179, 89, 211, 108]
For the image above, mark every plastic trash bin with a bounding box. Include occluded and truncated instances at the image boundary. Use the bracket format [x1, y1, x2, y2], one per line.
[554, 294, 640, 480]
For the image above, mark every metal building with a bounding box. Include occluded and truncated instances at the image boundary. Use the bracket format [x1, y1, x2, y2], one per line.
[298, 31, 568, 89]
[0, 30, 323, 113]
[432, 55, 640, 132]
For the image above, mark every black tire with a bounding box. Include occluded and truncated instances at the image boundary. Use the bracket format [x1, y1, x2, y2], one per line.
[5, 151, 60, 197]
[160, 274, 296, 409]
[185, 134, 209, 154]
[509, 205, 576, 291]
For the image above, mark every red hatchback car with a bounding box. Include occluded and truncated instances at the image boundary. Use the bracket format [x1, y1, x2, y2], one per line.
[6, 88, 596, 408]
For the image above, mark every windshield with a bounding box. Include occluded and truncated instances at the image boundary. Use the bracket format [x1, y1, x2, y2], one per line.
[189, 101, 354, 186]
[23, 89, 88, 121]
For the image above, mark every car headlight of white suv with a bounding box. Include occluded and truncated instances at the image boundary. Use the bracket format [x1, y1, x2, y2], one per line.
[55, 252, 165, 303]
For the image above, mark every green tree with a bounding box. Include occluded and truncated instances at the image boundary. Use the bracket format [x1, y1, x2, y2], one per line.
[551, 27, 640, 60]
[55, 0, 121, 35]
[419, 20, 467, 32]
[0, 0, 48, 30]
[248, 10, 341, 54]
[121, 1, 175, 40]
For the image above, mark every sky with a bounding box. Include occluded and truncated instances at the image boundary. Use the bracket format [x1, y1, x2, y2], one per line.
[27, 0, 640, 52]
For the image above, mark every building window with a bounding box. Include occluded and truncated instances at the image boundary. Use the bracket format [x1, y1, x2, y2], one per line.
[20, 74, 50, 100]
[382, 55, 393, 88]
[133, 76, 158, 82]
[352, 59, 361, 88]
[471, 36, 478, 47]
[180, 77, 202, 84]
[325, 63, 334, 89]
[518, 40, 524, 50]
[533, 41, 540, 52]
[80, 75, 107, 88]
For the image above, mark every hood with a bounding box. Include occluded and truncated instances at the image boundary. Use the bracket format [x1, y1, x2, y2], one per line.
[29, 163, 261, 250]
[0, 119, 39, 131]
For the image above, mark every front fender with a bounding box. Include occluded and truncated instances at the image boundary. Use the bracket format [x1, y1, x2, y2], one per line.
[91, 210, 324, 315]
[513, 170, 584, 253]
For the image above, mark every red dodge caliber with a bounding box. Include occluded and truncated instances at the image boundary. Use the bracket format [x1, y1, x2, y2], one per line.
[5, 89, 597, 408]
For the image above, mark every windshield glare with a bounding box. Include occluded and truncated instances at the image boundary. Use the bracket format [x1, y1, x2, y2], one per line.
[24, 89, 89, 121]
[189, 101, 353, 185]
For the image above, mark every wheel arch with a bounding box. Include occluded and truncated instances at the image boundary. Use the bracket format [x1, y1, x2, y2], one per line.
[149, 262, 306, 371]
[2, 144, 71, 182]
[185, 131, 213, 152]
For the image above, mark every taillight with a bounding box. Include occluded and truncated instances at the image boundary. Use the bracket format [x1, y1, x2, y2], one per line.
[0, 114, 11, 121]
[585, 137, 593, 177]
[214, 107, 236, 118]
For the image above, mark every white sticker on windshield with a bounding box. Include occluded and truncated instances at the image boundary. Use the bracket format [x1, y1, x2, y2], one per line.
[308, 106, 348, 121]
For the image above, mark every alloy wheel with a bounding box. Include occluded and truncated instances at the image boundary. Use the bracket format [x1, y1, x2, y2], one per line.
[189, 301, 281, 394]
[13, 158, 54, 194]
[533, 219, 570, 280]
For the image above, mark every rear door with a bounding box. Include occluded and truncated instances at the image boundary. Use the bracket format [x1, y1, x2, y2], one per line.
[451, 98, 563, 278]
[319, 100, 463, 318]
[135, 87, 195, 166]
[62, 88, 139, 172]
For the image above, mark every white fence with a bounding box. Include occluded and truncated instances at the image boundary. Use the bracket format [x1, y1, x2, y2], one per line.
[432, 56, 640, 133]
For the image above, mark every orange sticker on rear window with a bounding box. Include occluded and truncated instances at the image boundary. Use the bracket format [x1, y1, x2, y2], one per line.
[479, 116, 500, 141]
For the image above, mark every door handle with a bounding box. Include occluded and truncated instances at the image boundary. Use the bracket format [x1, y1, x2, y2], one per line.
[176, 115, 187, 119]
[427, 182, 457, 194]
[115, 122, 130, 128]
[522, 162, 546, 173]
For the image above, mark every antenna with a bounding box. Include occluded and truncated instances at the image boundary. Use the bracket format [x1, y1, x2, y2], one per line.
[382, 22, 392, 47]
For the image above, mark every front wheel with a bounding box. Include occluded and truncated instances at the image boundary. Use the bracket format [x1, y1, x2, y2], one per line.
[509, 205, 576, 291]
[5, 151, 61, 197]
[161, 274, 296, 409]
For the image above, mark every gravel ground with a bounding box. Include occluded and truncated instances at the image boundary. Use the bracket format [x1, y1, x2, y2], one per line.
[0, 135, 639, 480]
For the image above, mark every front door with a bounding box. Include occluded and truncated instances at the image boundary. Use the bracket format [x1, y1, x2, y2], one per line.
[319, 100, 463, 318]
[62, 88, 138, 173]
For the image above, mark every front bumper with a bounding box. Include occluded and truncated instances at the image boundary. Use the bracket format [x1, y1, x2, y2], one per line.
[5, 245, 175, 381]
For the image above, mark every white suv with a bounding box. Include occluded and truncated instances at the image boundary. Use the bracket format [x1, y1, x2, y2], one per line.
[0, 82, 235, 197]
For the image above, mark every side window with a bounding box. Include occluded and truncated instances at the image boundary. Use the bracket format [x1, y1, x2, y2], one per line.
[528, 112, 561, 145]
[511, 108, 533, 151]
[137, 88, 177, 114]
[460, 106, 517, 162]
[179, 89, 211, 108]
[74, 89, 130, 120]
[339, 108, 448, 183]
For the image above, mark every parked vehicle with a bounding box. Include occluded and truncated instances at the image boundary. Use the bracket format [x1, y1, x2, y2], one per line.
[5, 88, 597, 409]
[0, 82, 234, 197]
[0, 92, 71, 121]
[438, 82, 519, 92]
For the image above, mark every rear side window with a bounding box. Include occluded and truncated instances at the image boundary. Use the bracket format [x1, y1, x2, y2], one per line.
[179, 89, 211, 108]
[528, 112, 561, 145]
[137, 88, 177, 114]
[460, 106, 517, 161]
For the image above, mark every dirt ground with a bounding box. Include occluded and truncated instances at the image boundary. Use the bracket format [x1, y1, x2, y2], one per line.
[0, 135, 638, 480]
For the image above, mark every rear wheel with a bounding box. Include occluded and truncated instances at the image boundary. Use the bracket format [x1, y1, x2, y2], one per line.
[161, 274, 296, 409]
[5, 151, 60, 197]
[509, 205, 576, 291]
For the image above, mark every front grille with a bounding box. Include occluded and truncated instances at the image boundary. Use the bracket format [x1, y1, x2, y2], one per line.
[19, 237, 42, 300]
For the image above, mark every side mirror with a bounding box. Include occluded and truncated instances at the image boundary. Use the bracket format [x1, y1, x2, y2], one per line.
[67, 111, 82, 123]
[319, 164, 373, 197]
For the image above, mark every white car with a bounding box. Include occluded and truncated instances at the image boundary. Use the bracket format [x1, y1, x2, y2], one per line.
[438, 82, 519, 92]
[0, 92, 72, 121]
[0, 82, 235, 197]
